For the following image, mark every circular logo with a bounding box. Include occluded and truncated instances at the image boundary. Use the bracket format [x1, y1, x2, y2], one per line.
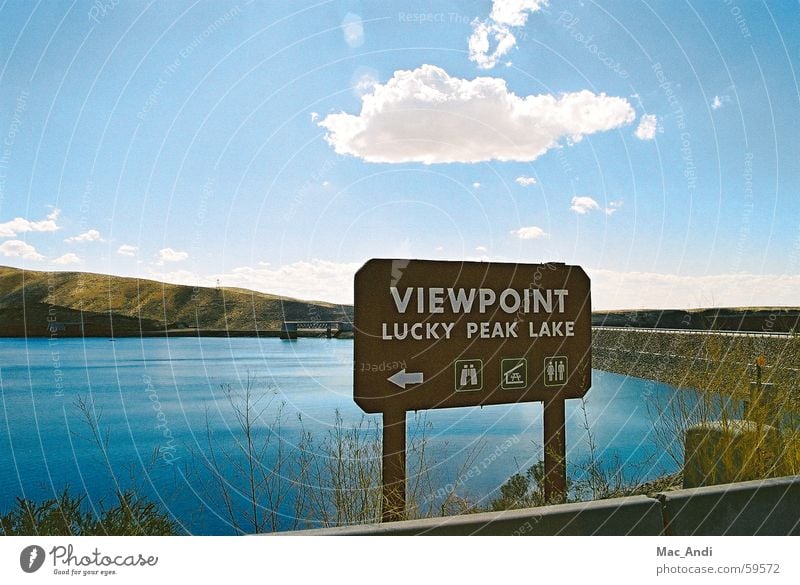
[20, 545, 46, 573]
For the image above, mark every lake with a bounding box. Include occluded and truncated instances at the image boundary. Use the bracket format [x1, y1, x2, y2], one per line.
[0, 337, 682, 534]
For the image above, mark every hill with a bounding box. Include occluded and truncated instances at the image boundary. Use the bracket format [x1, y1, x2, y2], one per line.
[0, 265, 352, 337]
[3, 265, 797, 337]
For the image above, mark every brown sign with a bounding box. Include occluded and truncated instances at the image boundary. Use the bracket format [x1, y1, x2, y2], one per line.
[354, 259, 591, 414]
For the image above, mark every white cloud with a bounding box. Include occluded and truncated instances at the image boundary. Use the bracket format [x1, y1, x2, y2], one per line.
[157, 247, 189, 263]
[353, 70, 378, 97]
[472, 182, 481, 189]
[310, 111, 319, 122]
[570, 196, 600, 214]
[0, 239, 44, 260]
[510, 225, 548, 239]
[589, 268, 800, 310]
[220, 259, 361, 304]
[475, 245, 488, 253]
[52, 253, 81, 265]
[711, 95, 730, 110]
[634, 114, 657, 140]
[605, 199, 624, 215]
[149, 261, 800, 309]
[570, 196, 623, 215]
[341, 13, 364, 48]
[468, 20, 518, 70]
[146, 259, 360, 305]
[469, 0, 548, 69]
[319, 65, 636, 164]
[490, 0, 549, 26]
[117, 244, 138, 257]
[0, 209, 60, 238]
[515, 175, 537, 186]
[64, 229, 103, 243]
[140, 268, 203, 290]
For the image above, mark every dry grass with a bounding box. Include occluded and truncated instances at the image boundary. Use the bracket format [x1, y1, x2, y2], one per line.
[0, 265, 351, 334]
[190, 376, 478, 532]
[640, 333, 800, 485]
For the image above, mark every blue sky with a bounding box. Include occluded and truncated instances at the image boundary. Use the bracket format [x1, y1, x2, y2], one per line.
[1, 0, 798, 308]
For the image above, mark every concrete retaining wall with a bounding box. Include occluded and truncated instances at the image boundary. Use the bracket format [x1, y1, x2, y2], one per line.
[279, 475, 800, 536]
[591, 328, 800, 391]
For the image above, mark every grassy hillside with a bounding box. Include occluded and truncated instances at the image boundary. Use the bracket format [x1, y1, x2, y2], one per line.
[4, 264, 795, 337]
[0, 265, 352, 337]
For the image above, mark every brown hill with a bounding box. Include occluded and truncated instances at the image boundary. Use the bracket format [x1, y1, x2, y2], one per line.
[0, 265, 352, 337]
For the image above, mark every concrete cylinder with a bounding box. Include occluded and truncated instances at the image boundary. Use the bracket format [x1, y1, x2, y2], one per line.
[683, 420, 781, 488]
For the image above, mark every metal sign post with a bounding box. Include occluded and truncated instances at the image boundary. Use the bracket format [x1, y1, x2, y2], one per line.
[353, 259, 591, 520]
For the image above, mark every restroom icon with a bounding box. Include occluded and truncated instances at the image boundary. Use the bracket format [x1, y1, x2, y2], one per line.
[543, 356, 568, 386]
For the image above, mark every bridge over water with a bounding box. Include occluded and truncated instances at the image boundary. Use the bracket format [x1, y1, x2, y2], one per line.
[280, 320, 353, 339]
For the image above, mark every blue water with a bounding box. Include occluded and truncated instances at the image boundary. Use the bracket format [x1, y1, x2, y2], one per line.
[0, 338, 681, 534]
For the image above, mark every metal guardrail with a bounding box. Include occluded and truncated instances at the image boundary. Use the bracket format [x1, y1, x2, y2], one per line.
[592, 326, 793, 339]
[659, 475, 800, 536]
[277, 475, 800, 536]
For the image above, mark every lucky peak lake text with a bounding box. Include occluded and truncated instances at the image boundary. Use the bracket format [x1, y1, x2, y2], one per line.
[380, 286, 577, 340]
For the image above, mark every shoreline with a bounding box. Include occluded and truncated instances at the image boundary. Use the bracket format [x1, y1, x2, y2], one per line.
[0, 330, 354, 339]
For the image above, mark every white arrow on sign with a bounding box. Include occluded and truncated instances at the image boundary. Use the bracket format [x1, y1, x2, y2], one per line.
[387, 369, 424, 389]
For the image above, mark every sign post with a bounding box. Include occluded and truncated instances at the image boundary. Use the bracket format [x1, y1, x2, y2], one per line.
[382, 409, 406, 522]
[543, 397, 567, 502]
[353, 259, 591, 520]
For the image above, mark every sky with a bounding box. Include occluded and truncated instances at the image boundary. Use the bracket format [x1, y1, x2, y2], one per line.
[1, 0, 799, 309]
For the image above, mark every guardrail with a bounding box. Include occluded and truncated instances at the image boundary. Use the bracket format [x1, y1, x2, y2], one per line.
[592, 326, 793, 339]
[278, 475, 800, 536]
